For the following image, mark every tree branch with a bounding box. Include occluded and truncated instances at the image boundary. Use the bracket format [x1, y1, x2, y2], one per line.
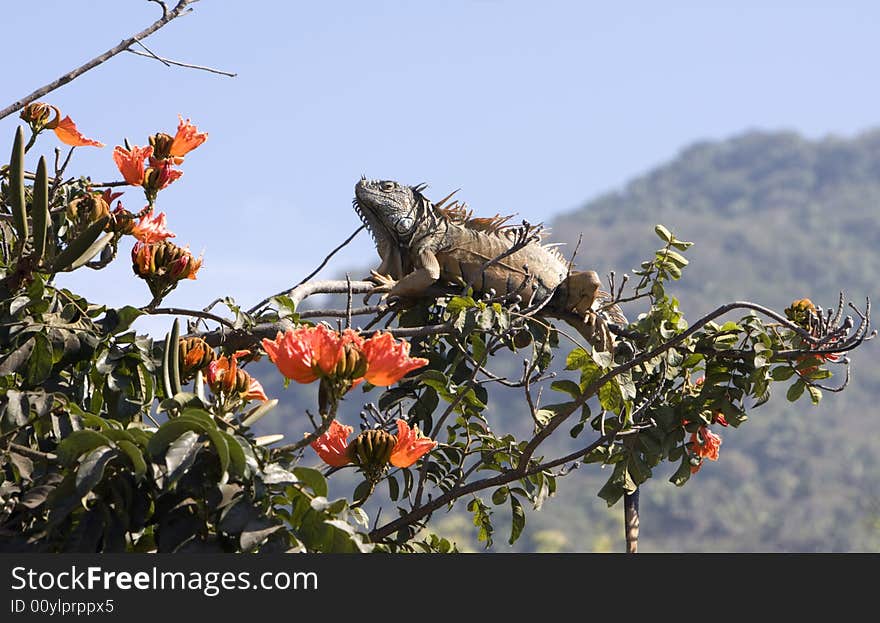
[0, 1, 198, 122]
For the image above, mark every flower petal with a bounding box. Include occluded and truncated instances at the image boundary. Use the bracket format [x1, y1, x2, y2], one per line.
[131, 210, 175, 243]
[53, 115, 104, 147]
[389, 419, 437, 468]
[310, 419, 353, 467]
[113, 145, 152, 186]
[169, 116, 208, 157]
[261, 330, 319, 383]
[361, 332, 429, 386]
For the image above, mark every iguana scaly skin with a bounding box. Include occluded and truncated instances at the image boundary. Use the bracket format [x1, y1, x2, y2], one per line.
[353, 178, 624, 351]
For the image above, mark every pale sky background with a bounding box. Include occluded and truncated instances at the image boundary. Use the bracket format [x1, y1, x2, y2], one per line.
[3, 1, 880, 334]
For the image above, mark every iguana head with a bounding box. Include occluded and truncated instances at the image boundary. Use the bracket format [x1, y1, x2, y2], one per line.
[354, 178, 432, 245]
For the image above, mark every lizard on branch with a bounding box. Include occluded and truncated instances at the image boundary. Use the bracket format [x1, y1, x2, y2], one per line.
[352, 177, 626, 352]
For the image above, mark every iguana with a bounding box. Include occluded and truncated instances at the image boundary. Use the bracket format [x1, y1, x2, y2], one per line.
[352, 177, 626, 352]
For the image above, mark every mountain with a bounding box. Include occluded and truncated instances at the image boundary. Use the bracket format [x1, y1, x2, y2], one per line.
[255, 130, 880, 551]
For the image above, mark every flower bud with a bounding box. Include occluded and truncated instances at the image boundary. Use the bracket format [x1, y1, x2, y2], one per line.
[178, 337, 216, 381]
[20, 102, 59, 131]
[785, 298, 817, 329]
[67, 192, 110, 225]
[332, 342, 368, 380]
[149, 132, 175, 160]
[350, 429, 398, 482]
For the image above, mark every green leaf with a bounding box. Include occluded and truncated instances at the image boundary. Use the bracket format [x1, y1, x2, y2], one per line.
[565, 347, 591, 370]
[51, 217, 111, 272]
[550, 379, 581, 399]
[509, 495, 526, 545]
[116, 440, 147, 480]
[26, 333, 53, 386]
[147, 418, 208, 459]
[770, 365, 796, 381]
[669, 455, 693, 487]
[386, 474, 399, 501]
[165, 430, 203, 482]
[293, 467, 328, 498]
[75, 446, 115, 496]
[204, 426, 230, 478]
[57, 430, 114, 466]
[491, 486, 509, 505]
[786, 379, 806, 402]
[223, 431, 248, 479]
[654, 224, 673, 243]
[807, 385, 822, 405]
[599, 379, 623, 414]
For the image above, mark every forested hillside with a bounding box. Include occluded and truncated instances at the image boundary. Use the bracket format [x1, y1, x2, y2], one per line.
[257, 130, 880, 551]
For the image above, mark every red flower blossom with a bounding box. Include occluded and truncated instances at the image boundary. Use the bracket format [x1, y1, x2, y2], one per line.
[207, 350, 268, 402]
[169, 116, 208, 158]
[360, 331, 429, 386]
[131, 210, 175, 243]
[113, 145, 153, 186]
[310, 419, 354, 467]
[261, 325, 346, 384]
[690, 426, 722, 473]
[389, 419, 437, 468]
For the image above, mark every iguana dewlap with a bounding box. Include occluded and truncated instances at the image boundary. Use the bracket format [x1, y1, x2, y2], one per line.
[353, 178, 622, 351]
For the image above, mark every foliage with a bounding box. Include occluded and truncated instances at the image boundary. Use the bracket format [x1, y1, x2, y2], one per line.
[0, 114, 872, 552]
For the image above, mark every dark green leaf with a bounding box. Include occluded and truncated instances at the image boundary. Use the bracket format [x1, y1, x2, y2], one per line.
[57, 430, 114, 465]
[293, 467, 328, 498]
[509, 495, 526, 545]
[75, 446, 115, 496]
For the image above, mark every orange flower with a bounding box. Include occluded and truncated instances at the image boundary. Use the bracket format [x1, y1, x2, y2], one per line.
[389, 419, 437, 468]
[143, 160, 183, 193]
[310, 419, 354, 467]
[360, 332, 429, 386]
[113, 145, 153, 186]
[207, 350, 268, 402]
[131, 210, 175, 243]
[53, 115, 104, 147]
[689, 426, 722, 473]
[170, 116, 208, 158]
[261, 325, 346, 384]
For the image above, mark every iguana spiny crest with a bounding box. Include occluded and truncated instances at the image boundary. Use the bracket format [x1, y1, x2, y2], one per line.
[353, 177, 624, 351]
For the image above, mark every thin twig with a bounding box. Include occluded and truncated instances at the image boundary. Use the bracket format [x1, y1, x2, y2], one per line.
[145, 307, 236, 329]
[125, 48, 237, 77]
[0, 1, 199, 122]
[247, 226, 365, 315]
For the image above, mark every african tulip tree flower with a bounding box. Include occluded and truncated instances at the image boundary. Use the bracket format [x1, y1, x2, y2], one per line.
[262, 327, 428, 388]
[261, 325, 350, 384]
[113, 145, 153, 186]
[170, 116, 208, 158]
[310, 419, 354, 467]
[359, 331, 429, 386]
[19, 102, 104, 147]
[690, 426, 722, 473]
[207, 350, 268, 403]
[131, 210, 175, 243]
[178, 336, 216, 381]
[389, 419, 437, 468]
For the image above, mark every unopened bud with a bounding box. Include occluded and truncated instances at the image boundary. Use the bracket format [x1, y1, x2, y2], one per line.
[350, 429, 397, 482]
[178, 337, 216, 380]
[20, 102, 59, 131]
[67, 193, 110, 225]
[149, 132, 175, 160]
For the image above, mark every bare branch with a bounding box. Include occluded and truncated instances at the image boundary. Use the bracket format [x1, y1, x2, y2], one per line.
[125, 48, 237, 77]
[0, 1, 199, 121]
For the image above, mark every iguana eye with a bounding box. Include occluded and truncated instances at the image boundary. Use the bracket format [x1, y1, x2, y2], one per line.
[380, 181, 397, 192]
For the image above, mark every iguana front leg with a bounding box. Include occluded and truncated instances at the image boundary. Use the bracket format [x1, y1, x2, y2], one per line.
[382, 249, 441, 297]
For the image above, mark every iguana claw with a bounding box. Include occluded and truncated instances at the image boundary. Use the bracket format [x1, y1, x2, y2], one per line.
[363, 270, 398, 303]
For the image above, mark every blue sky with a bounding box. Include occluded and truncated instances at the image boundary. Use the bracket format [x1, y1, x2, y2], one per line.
[3, 1, 880, 334]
